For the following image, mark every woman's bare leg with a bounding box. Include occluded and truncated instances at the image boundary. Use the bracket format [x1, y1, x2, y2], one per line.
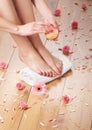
[14, 0, 62, 74]
[0, 0, 55, 76]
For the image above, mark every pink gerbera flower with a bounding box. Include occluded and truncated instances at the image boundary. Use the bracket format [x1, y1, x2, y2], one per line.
[19, 101, 28, 110]
[0, 61, 7, 69]
[31, 82, 47, 95]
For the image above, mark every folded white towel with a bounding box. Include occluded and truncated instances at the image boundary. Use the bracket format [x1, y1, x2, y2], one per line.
[19, 48, 72, 85]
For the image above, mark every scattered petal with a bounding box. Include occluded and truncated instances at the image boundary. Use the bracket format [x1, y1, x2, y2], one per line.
[89, 48, 92, 51]
[71, 95, 77, 101]
[49, 98, 55, 102]
[19, 101, 28, 110]
[68, 12, 71, 15]
[13, 45, 17, 48]
[0, 78, 6, 81]
[70, 109, 76, 113]
[11, 117, 14, 120]
[84, 56, 89, 59]
[0, 116, 4, 123]
[16, 82, 25, 90]
[58, 48, 62, 51]
[0, 61, 7, 69]
[74, 2, 79, 5]
[3, 98, 7, 103]
[89, 29, 92, 32]
[31, 101, 38, 106]
[85, 103, 88, 106]
[49, 118, 56, 123]
[71, 21, 78, 29]
[42, 101, 46, 105]
[52, 124, 58, 128]
[31, 82, 47, 95]
[54, 9, 61, 16]
[62, 95, 70, 104]
[44, 94, 49, 98]
[74, 43, 78, 46]
[59, 112, 65, 115]
[40, 122, 45, 126]
[4, 108, 9, 112]
[16, 70, 20, 73]
[82, 65, 87, 70]
[13, 107, 16, 112]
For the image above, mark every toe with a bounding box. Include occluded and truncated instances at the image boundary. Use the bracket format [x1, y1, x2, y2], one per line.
[56, 61, 63, 74]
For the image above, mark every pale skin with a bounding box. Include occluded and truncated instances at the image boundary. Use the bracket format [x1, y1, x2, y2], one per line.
[0, 0, 62, 77]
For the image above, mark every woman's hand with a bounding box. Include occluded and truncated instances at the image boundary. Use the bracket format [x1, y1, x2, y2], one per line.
[44, 16, 59, 30]
[43, 16, 60, 40]
[17, 22, 47, 36]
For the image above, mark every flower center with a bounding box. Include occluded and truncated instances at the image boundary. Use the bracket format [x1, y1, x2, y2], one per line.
[37, 87, 42, 91]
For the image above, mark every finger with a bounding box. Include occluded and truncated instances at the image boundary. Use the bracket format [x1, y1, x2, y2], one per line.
[35, 22, 49, 27]
[31, 29, 46, 34]
[34, 25, 50, 33]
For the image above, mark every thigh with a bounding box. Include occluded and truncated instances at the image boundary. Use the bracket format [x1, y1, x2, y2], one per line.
[13, 0, 35, 23]
[0, 0, 20, 23]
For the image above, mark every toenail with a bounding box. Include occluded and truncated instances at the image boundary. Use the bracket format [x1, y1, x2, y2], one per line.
[40, 72, 43, 75]
[57, 72, 61, 75]
[53, 74, 57, 77]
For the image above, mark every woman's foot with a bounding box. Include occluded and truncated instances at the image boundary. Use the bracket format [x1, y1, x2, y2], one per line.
[36, 45, 62, 74]
[18, 44, 56, 77]
[30, 34, 63, 75]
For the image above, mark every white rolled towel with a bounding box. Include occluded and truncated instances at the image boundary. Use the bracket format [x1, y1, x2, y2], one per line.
[19, 51, 72, 85]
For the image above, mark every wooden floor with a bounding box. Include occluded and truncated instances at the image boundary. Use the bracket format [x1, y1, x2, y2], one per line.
[0, 0, 92, 130]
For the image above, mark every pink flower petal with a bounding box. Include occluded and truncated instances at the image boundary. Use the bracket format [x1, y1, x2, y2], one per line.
[0, 116, 4, 123]
[0, 61, 7, 69]
[62, 95, 70, 104]
[31, 82, 47, 95]
[52, 125, 58, 128]
[54, 9, 61, 16]
[19, 101, 28, 110]
[40, 122, 45, 126]
[49, 118, 56, 123]
[89, 48, 92, 51]
[16, 82, 25, 90]
[49, 98, 55, 102]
